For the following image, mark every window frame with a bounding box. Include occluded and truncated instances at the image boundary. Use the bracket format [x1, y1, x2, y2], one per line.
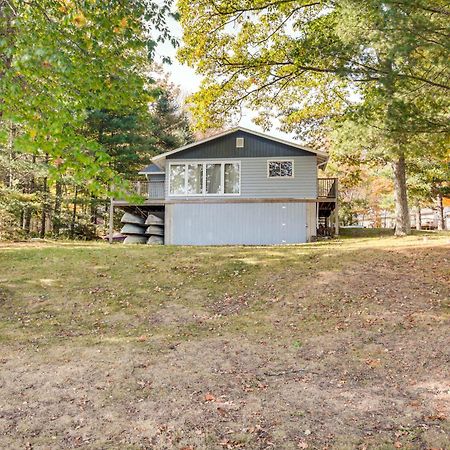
[267, 159, 295, 179]
[168, 163, 188, 196]
[168, 161, 241, 197]
[186, 162, 204, 196]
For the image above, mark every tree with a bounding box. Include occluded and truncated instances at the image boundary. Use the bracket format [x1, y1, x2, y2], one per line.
[0, 0, 194, 239]
[408, 155, 450, 230]
[177, 0, 450, 235]
[0, 0, 175, 193]
[82, 84, 192, 231]
[0, 81, 193, 239]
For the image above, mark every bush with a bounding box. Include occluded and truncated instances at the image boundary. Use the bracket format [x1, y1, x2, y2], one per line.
[0, 208, 23, 240]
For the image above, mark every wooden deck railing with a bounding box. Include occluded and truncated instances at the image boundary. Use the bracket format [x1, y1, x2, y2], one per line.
[318, 178, 337, 198]
[131, 181, 150, 197]
[122, 181, 164, 199]
[120, 179, 336, 200]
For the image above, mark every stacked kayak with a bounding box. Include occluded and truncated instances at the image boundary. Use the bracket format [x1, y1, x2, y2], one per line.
[120, 212, 164, 245]
[145, 214, 164, 245]
[120, 212, 148, 244]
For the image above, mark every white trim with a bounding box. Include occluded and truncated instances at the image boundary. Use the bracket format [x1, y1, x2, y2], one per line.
[267, 159, 295, 178]
[151, 126, 328, 167]
[168, 161, 241, 197]
[138, 170, 165, 175]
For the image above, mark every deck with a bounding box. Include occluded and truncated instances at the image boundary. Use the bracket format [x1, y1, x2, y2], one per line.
[113, 178, 338, 205]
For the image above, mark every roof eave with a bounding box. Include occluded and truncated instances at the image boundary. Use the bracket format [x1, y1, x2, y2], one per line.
[138, 170, 165, 175]
[151, 126, 329, 166]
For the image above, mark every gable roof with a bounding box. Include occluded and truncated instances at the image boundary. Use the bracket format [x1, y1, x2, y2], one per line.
[151, 127, 328, 168]
[138, 163, 165, 175]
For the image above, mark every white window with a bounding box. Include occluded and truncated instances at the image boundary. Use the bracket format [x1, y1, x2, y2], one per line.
[169, 161, 240, 196]
[224, 162, 240, 194]
[206, 163, 222, 194]
[187, 163, 203, 194]
[268, 160, 294, 178]
[169, 164, 186, 195]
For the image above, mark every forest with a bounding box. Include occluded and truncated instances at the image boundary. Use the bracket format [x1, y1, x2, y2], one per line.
[0, 0, 449, 239]
[0, 0, 192, 240]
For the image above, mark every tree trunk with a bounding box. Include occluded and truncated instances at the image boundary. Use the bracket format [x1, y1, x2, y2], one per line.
[39, 154, 49, 238]
[436, 193, 445, 231]
[7, 122, 15, 188]
[70, 186, 78, 239]
[23, 155, 36, 234]
[53, 180, 63, 235]
[40, 178, 47, 238]
[90, 196, 97, 224]
[392, 153, 411, 236]
[415, 203, 421, 231]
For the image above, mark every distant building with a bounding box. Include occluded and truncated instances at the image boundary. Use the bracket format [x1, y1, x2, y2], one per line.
[356, 206, 450, 230]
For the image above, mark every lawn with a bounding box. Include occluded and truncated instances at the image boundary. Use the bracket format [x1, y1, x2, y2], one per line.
[0, 232, 449, 449]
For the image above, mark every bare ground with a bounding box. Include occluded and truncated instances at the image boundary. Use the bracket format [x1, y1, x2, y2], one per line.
[0, 234, 449, 449]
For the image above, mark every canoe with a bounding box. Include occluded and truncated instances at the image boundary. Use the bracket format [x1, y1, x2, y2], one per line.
[120, 223, 148, 235]
[121, 212, 145, 225]
[123, 235, 148, 244]
[102, 233, 126, 242]
[145, 225, 164, 236]
[147, 235, 164, 245]
[145, 214, 164, 225]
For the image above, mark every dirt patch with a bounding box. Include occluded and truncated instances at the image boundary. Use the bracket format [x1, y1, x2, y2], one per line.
[149, 303, 210, 325]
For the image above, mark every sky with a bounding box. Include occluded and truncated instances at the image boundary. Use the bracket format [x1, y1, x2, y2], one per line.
[156, 21, 298, 142]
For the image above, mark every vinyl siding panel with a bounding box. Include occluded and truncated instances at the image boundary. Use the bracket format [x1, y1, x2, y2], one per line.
[241, 156, 317, 198]
[165, 156, 317, 200]
[168, 130, 314, 159]
[165, 202, 307, 245]
[306, 202, 317, 241]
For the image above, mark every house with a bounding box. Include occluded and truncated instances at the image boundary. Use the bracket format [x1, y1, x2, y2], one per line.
[110, 127, 338, 245]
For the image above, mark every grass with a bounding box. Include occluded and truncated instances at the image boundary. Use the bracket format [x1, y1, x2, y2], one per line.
[0, 231, 449, 449]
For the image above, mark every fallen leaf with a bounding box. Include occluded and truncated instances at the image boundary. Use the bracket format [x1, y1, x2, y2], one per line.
[204, 393, 216, 402]
[298, 441, 308, 449]
[394, 442, 402, 448]
[137, 335, 147, 342]
[365, 358, 381, 368]
[427, 413, 447, 421]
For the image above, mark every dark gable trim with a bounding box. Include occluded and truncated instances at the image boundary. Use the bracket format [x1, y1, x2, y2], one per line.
[167, 130, 314, 160]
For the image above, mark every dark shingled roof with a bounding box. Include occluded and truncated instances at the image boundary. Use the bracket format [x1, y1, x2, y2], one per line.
[139, 163, 165, 174]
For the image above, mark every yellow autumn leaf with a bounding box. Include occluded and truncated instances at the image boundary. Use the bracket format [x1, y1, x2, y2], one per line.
[73, 13, 86, 27]
[58, 0, 73, 13]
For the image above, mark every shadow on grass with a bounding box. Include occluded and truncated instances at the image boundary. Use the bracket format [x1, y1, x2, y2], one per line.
[339, 227, 449, 239]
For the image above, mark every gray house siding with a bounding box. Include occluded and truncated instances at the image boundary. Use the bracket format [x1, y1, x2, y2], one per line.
[149, 173, 165, 182]
[167, 130, 313, 160]
[241, 156, 317, 198]
[165, 202, 307, 245]
[165, 156, 317, 200]
[148, 173, 165, 199]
